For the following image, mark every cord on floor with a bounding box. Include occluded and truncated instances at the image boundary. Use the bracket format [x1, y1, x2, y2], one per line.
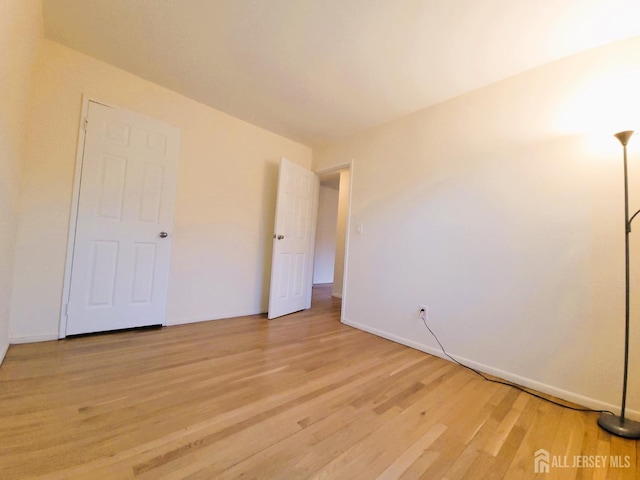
[419, 310, 615, 416]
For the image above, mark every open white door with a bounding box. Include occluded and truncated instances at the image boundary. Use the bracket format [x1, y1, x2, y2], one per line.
[64, 101, 180, 335]
[268, 158, 319, 319]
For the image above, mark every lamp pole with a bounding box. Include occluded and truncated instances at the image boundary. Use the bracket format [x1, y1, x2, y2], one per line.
[597, 130, 640, 439]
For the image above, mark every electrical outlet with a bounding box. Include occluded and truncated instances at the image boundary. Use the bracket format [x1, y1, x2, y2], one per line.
[419, 305, 429, 319]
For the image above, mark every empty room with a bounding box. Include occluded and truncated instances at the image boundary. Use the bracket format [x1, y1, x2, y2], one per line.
[2, 1, 640, 478]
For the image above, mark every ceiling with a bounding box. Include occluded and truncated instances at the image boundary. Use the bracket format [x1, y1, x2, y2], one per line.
[42, 0, 640, 148]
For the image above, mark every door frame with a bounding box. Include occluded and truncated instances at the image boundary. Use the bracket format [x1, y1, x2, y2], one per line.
[58, 95, 176, 338]
[314, 160, 354, 322]
[59, 96, 94, 338]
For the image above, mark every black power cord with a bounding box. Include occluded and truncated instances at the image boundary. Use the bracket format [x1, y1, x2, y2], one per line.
[419, 309, 615, 416]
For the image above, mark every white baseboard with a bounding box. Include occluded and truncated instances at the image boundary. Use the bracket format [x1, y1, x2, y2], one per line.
[331, 293, 342, 299]
[167, 309, 265, 326]
[342, 317, 638, 421]
[0, 341, 8, 365]
[9, 333, 59, 344]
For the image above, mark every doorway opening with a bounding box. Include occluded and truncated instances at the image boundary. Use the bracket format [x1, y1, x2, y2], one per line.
[267, 159, 352, 321]
[314, 166, 351, 309]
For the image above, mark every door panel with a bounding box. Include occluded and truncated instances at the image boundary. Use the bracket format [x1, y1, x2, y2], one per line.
[97, 154, 127, 219]
[139, 163, 164, 222]
[88, 241, 119, 306]
[131, 242, 157, 303]
[65, 101, 180, 335]
[268, 158, 318, 319]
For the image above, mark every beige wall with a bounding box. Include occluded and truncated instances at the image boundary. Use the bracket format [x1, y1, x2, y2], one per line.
[332, 170, 351, 298]
[10, 40, 312, 341]
[315, 36, 640, 418]
[0, 0, 43, 360]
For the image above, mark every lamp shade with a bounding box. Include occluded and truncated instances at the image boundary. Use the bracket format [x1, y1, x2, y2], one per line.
[614, 130, 634, 146]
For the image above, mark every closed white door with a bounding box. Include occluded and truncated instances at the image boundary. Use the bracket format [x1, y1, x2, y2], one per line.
[268, 157, 318, 319]
[65, 101, 181, 335]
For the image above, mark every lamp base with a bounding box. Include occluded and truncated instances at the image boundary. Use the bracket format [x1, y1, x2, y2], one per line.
[598, 413, 640, 439]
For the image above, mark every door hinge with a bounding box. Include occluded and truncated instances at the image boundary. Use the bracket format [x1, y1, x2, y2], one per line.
[83, 118, 88, 131]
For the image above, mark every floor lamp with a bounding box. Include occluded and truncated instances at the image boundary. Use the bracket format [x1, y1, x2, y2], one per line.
[597, 130, 640, 439]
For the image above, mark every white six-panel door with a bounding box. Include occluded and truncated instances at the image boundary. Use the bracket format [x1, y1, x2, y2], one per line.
[268, 158, 318, 319]
[64, 101, 180, 335]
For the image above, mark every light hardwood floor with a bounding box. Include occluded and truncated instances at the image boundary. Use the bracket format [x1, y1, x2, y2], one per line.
[0, 285, 637, 479]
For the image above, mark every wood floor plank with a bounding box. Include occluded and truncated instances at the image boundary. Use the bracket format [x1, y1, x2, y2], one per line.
[375, 423, 448, 480]
[0, 285, 637, 479]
